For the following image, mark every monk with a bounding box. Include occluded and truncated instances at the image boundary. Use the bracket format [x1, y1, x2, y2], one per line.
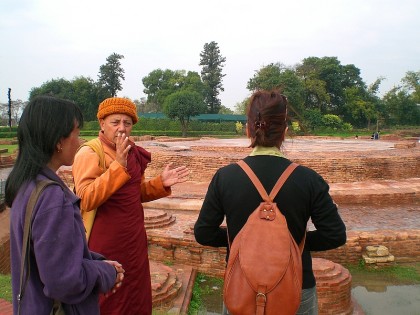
[72, 97, 189, 315]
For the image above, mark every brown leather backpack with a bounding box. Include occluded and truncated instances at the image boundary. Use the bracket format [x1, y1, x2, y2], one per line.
[223, 160, 305, 315]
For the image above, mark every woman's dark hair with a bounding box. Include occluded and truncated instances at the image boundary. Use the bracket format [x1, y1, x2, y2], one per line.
[246, 90, 288, 148]
[5, 95, 83, 206]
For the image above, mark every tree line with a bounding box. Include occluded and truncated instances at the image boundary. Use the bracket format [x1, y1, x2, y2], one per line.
[2, 42, 419, 134]
[243, 59, 420, 130]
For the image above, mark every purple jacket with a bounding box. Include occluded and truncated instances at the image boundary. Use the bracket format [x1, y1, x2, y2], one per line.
[10, 167, 116, 315]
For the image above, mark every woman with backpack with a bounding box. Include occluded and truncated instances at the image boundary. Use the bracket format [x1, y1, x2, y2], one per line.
[194, 90, 347, 315]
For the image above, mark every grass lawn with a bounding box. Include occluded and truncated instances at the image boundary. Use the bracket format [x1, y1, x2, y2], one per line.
[0, 274, 12, 302]
[0, 144, 17, 155]
[346, 262, 420, 285]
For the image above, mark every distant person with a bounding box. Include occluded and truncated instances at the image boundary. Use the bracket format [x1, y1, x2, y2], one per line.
[374, 131, 379, 140]
[6, 96, 124, 315]
[72, 97, 189, 314]
[194, 90, 347, 315]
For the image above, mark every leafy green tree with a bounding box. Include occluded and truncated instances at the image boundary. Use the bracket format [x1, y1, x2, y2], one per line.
[163, 90, 206, 137]
[302, 109, 323, 131]
[72, 76, 109, 121]
[247, 63, 287, 91]
[234, 98, 249, 115]
[368, 77, 385, 95]
[383, 87, 420, 125]
[180, 71, 207, 96]
[401, 71, 420, 105]
[142, 69, 206, 112]
[322, 114, 343, 130]
[247, 63, 306, 120]
[142, 69, 179, 111]
[343, 86, 377, 129]
[98, 53, 125, 97]
[218, 105, 234, 114]
[29, 77, 107, 121]
[29, 78, 74, 100]
[296, 58, 330, 112]
[296, 57, 364, 115]
[199, 41, 226, 114]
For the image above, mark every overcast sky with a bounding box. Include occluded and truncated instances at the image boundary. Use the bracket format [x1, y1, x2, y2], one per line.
[1, 0, 419, 110]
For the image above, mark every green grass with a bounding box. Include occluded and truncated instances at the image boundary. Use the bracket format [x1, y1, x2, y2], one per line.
[346, 261, 420, 284]
[0, 144, 17, 155]
[188, 273, 223, 315]
[188, 273, 205, 314]
[0, 274, 12, 302]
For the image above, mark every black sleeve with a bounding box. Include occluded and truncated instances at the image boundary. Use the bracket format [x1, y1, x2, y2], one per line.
[305, 174, 347, 251]
[194, 171, 228, 247]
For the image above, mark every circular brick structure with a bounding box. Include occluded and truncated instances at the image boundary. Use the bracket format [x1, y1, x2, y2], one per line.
[313, 258, 353, 315]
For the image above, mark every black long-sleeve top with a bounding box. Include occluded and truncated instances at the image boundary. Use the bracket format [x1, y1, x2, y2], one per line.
[194, 155, 347, 289]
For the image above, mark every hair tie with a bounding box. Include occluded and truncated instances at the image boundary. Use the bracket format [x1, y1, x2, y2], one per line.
[254, 120, 268, 130]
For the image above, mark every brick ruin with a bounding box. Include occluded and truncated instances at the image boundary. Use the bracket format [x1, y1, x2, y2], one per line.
[141, 136, 419, 314]
[0, 136, 419, 314]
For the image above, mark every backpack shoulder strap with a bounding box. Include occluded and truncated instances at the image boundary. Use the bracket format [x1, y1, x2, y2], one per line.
[268, 163, 299, 200]
[81, 138, 106, 171]
[237, 160, 269, 201]
[18, 179, 57, 313]
[237, 160, 299, 202]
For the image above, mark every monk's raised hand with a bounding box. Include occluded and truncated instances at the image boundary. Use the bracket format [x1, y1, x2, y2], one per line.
[115, 132, 131, 167]
[161, 163, 190, 187]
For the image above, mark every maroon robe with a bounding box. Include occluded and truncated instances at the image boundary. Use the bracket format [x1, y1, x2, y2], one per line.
[89, 144, 152, 315]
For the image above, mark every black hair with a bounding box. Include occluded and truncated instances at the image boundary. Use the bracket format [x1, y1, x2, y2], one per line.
[5, 95, 83, 206]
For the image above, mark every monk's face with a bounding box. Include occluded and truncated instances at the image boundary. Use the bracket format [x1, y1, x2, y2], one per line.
[100, 114, 133, 144]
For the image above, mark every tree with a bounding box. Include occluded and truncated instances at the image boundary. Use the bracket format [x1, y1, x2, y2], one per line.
[72, 76, 109, 121]
[29, 78, 74, 100]
[163, 90, 206, 137]
[142, 69, 206, 112]
[234, 98, 249, 115]
[218, 105, 234, 114]
[296, 57, 365, 115]
[383, 87, 420, 125]
[401, 71, 420, 105]
[0, 99, 26, 126]
[199, 41, 226, 114]
[368, 77, 385, 95]
[343, 87, 377, 128]
[142, 69, 176, 110]
[247, 63, 288, 91]
[98, 53, 125, 97]
[29, 77, 108, 121]
[247, 63, 306, 121]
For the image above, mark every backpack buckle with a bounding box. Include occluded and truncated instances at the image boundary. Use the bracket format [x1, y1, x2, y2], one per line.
[259, 203, 276, 221]
[256, 292, 267, 303]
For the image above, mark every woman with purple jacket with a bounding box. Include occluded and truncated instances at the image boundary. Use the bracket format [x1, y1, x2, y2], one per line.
[5, 96, 124, 315]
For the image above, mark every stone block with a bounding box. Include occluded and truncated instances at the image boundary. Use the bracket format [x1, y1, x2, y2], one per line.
[365, 245, 389, 257]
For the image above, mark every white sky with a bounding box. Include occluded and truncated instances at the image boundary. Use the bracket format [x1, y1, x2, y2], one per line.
[1, 0, 419, 110]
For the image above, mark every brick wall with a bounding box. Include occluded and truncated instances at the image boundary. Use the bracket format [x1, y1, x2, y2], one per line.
[148, 229, 420, 277]
[0, 237, 10, 274]
[144, 150, 420, 183]
[312, 230, 420, 265]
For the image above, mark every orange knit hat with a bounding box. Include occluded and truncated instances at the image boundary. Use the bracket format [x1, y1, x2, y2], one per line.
[97, 97, 138, 124]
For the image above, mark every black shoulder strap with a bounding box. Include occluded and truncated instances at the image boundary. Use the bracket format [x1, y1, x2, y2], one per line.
[18, 179, 57, 314]
[237, 160, 298, 202]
